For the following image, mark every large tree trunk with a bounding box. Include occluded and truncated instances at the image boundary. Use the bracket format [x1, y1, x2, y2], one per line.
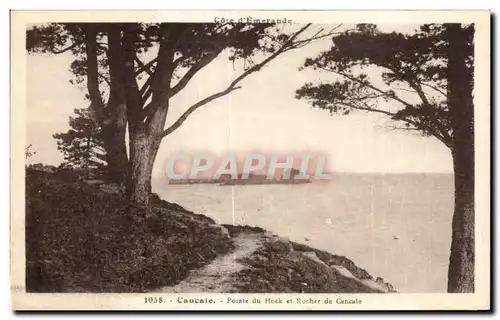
[101, 25, 129, 186]
[121, 24, 172, 208]
[100, 100, 128, 185]
[101, 120, 128, 184]
[446, 23, 475, 293]
[126, 130, 160, 207]
[448, 144, 475, 292]
[84, 24, 129, 185]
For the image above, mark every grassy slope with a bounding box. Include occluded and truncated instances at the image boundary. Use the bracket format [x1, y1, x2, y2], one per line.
[25, 169, 393, 293]
[25, 169, 232, 292]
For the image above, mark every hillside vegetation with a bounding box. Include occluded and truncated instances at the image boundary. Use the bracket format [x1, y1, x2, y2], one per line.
[25, 169, 395, 293]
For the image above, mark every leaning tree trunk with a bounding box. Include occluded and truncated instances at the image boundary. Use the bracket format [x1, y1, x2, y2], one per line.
[446, 23, 475, 293]
[126, 129, 161, 207]
[121, 24, 172, 208]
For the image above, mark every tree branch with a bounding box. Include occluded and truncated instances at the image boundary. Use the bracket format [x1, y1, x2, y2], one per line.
[422, 82, 447, 97]
[339, 100, 450, 147]
[142, 25, 178, 130]
[389, 84, 418, 94]
[172, 54, 189, 69]
[98, 72, 111, 86]
[157, 24, 313, 139]
[135, 57, 158, 76]
[96, 43, 109, 54]
[287, 24, 344, 50]
[51, 41, 81, 54]
[139, 76, 153, 107]
[329, 69, 415, 109]
[83, 27, 106, 124]
[322, 66, 452, 146]
[169, 52, 219, 97]
[227, 24, 312, 89]
[338, 101, 398, 118]
[409, 81, 432, 106]
[168, 23, 286, 99]
[341, 64, 453, 146]
[408, 81, 452, 143]
[158, 86, 242, 139]
[135, 57, 154, 77]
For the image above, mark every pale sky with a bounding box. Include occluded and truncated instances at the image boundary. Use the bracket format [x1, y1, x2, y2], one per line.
[26, 24, 453, 177]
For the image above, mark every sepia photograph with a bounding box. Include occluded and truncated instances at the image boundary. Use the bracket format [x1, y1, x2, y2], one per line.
[10, 10, 490, 310]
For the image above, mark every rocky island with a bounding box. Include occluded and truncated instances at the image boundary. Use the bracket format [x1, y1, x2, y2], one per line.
[169, 169, 313, 186]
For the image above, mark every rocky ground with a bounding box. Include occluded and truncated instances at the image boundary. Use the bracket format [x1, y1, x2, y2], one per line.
[158, 227, 396, 293]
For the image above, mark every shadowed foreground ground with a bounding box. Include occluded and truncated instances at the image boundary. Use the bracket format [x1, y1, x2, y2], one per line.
[25, 169, 395, 293]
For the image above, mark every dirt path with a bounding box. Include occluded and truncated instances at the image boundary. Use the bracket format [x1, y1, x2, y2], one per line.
[157, 233, 263, 293]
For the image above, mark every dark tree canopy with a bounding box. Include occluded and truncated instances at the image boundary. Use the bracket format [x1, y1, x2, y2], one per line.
[27, 23, 297, 123]
[27, 23, 339, 133]
[296, 23, 474, 148]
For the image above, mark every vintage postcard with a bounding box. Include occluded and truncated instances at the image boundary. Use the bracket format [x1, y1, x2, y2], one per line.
[11, 10, 490, 310]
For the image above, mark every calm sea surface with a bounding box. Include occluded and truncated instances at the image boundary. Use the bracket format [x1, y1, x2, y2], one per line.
[152, 173, 454, 293]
